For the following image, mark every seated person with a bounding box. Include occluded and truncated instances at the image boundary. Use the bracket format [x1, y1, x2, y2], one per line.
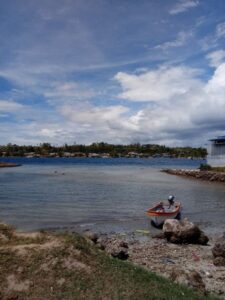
[157, 201, 165, 212]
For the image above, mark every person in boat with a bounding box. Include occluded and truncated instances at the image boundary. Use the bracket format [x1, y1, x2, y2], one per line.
[168, 195, 175, 209]
[157, 201, 165, 212]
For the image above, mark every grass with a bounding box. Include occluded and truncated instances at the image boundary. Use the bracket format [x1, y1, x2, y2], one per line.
[211, 167, 225, 173]
[0, 224, 220, 300]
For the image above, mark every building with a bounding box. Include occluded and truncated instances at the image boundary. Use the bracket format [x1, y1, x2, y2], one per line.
[207, 136, 225, 167]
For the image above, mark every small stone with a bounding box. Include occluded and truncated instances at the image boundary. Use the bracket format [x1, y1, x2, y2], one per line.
[212, 234, 225, 258]
[213, 256, 225, 266]
[119, 241, 128, 248]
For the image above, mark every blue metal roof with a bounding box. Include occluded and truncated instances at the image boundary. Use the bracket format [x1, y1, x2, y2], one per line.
[210, 135, 225, 142]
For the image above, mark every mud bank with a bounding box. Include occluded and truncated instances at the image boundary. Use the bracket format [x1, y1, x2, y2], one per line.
[0, 162, 21, 168]
[162, 169, 225, 182]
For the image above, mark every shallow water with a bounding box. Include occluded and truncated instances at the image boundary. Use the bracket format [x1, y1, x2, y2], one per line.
[0, 157, 224, 235]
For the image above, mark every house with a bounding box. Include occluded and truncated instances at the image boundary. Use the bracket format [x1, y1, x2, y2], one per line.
[207, 136, 225, 167]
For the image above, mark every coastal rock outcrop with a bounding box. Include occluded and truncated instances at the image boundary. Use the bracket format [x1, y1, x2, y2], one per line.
[162, 169, 225, 182]
[212, 234, 225, 266]
[163, 219, 209, 245]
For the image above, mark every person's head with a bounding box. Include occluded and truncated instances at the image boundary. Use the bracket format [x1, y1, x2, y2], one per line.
[168, 195, 175, 204]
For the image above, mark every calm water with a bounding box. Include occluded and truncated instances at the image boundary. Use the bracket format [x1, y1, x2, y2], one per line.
[0, 157, 225, 234]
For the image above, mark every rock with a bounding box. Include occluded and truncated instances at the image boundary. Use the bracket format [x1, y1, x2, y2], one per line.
[96, 236, 108, 250]
[163, 219, 208, 245]
[212, 234, 225, 258]
[111, 249, 129, 260]
[0, 233, 9, 242]
[83, 231, 99, 244]
[151, 233, 165, 239]
[119, 241, 128, 248]
[103, 238, 129, 260]
[213, 256, 225, 266]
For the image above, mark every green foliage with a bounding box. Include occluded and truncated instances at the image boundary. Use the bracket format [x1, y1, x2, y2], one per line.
[0, 142, 207, 158]
[199, 163, 212, 171]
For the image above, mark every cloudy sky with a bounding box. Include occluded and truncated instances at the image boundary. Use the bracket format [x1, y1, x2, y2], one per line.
[1, 0, 225, 146]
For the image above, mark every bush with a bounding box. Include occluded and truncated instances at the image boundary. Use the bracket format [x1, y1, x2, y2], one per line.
[199, 163, 212, 171]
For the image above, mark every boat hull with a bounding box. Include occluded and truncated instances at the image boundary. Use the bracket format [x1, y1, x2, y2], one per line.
[146, 202, 181, 227]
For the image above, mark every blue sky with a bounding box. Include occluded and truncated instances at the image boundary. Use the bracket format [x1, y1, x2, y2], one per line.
[0, 0, 225, 146]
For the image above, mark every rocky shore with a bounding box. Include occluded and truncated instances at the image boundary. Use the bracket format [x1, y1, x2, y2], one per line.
[1, 222, 218, 300]
[85, 221, 225, 297]
[162, 169, 225, 182]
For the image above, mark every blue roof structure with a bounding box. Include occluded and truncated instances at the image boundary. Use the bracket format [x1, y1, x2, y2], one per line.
[210, 136, 225, 142]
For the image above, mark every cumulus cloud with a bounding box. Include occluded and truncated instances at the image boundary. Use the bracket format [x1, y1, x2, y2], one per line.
[114, 66, 201, 102]
[59, 104, 128, 125]
[169, 0, 199, 15]
[113, 62, 225, 145]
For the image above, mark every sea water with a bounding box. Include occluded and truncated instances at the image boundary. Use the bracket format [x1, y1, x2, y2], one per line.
[0, 157, 225, 234]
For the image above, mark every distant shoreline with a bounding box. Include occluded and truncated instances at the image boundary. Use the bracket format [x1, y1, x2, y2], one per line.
[162, 168, 225, 182]
[0, 162, 21, 168]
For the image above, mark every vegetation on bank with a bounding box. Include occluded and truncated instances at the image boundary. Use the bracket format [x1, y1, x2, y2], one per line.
[199, 164, 225, 173]
[0, 142, 207, 158]
[0, 223, 219, 300]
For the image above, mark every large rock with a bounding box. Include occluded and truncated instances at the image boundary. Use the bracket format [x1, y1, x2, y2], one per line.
[212, 234, 225, 266]
[163, 219, 208, 245]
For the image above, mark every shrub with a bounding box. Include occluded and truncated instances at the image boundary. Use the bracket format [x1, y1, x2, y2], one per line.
[199, 163, 212, 171]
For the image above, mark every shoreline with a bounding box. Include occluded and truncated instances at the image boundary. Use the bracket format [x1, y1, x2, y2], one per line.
[162, 168, 225, 182]
[0, 162, 21, 168]
[2, 222, 224, 297]
[1, 222, 220, 300]
[126, 233, 225, 296]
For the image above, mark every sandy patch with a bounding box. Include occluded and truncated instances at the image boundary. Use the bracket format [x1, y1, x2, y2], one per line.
[6, 274, 30, 292]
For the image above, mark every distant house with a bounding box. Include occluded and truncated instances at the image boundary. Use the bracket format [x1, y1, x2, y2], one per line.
[207, 136, 225, 167]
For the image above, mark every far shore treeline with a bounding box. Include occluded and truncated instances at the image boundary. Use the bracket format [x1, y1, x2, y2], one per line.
[0, 143, 207, 158]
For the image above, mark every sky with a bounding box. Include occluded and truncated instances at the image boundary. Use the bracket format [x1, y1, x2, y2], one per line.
[0, 0, 225, 146]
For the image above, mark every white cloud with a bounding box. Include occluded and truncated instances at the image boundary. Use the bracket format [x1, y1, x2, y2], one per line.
[155, 31, 193, 50]
[0, 100, 24, 113]
[112, 62, 225, 145]
[59, 104, 129, 125]
[216, 22, 225, 38]
[205, 63, 225, 92]
[44, 82, 95, 104]
[114, 66, 201, 102]
[206, 50, 225, 67]
[169, 0, 199, 15]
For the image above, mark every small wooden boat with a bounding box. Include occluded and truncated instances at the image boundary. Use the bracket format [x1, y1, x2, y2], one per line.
[146, 201, 181, 227]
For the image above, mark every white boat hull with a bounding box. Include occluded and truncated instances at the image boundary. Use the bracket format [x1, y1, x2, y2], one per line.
[150, 212, 180, 227]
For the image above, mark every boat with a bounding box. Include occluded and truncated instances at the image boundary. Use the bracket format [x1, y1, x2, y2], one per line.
[146, 201, 181, 227]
